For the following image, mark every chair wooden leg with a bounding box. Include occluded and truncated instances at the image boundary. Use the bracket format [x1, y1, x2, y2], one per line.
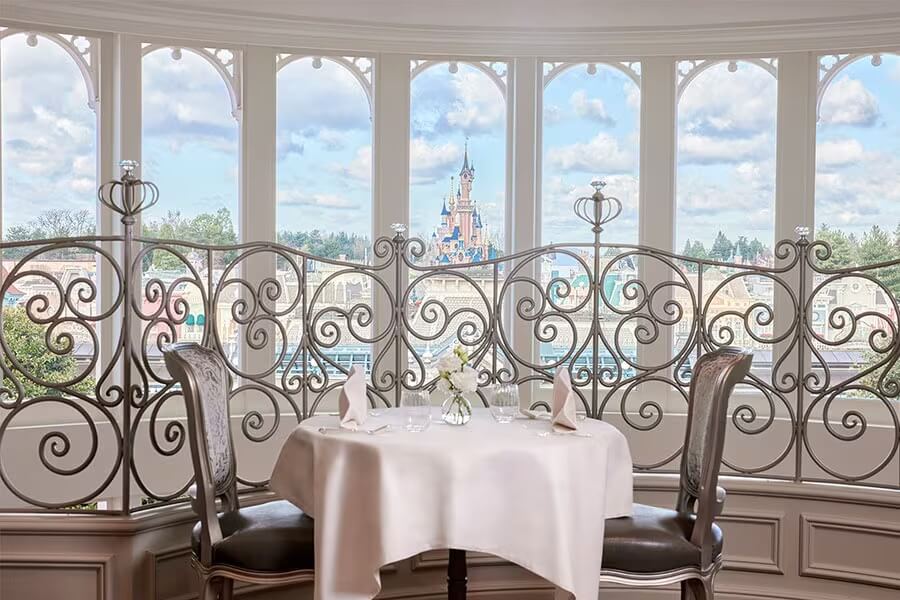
[680, 576, 714, 600]
[200, 575, 219, 600]
[220, 578, 234, 600]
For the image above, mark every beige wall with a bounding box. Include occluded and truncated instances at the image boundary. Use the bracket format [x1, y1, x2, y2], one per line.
[2, 476, 898, 600]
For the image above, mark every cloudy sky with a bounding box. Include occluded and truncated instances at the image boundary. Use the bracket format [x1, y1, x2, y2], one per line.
[542, 63, 640, 246]
[676, 60, 778, 251]
[409, 62, 506, 249]
[2, 34, 899, 256]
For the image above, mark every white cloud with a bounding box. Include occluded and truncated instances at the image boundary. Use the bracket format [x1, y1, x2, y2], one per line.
[816, 138, 866, 170]
[546, 133, 635, 173]
[678, 132, 771, 164]
[679, 62, 777, 135]
[544, 104, 563, 125]
[570, 90, 614, 125]
[819, 77, 879, 127]
[277, 190, 357, 209]
[410, 138, 462, 184]
[276, 57, 371, 133]
[1, 34, 98, 227]
[334, 146, 372, 183]
[444, 70, 506, 133]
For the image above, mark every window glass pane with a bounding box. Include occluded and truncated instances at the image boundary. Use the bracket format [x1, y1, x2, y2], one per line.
[542, 63, 639, 245]
[677, 60, 777, 266]
[1, 33, 96, 243]
[276, 56, 372, 261]
[540, 61, 640, 388]
[676, 59, 778, 366]
[141, 47, 239, 243]
[409, 61, 506, 265]
[814, 53, 900, 422]
[408, 60, 508, 383]
[1, 31, 98, 388]
[275, 55, 374, 399]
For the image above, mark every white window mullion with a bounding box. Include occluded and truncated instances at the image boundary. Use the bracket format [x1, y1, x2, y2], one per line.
[637, 57, 677, 404]
[372, 53, 410, 404]
[510, 57, 540, 405]
[238, 46, 277, 389]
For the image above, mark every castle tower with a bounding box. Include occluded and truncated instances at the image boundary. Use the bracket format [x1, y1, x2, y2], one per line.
[458, 139, 475, 206]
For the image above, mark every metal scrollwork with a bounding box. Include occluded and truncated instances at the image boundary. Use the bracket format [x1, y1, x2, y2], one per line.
[3, 165, 900, 512]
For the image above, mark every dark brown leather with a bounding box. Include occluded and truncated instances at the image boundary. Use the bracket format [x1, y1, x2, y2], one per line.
[191, 500, 315, 573]
[602, 503, 723, 573]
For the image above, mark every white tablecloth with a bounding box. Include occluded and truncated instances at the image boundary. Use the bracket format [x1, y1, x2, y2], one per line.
[270, 408, 633, 600]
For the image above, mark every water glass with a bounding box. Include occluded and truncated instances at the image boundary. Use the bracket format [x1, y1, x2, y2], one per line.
[490, 383, 519, 423]
[402, 390, 431, 432]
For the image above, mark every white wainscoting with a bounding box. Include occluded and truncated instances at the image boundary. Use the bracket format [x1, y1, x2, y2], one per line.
[2, 476, 899, 600]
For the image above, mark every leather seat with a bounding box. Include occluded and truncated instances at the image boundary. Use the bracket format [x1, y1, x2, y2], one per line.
[191, 500, 315, 573]
[602, 504, 723, 573]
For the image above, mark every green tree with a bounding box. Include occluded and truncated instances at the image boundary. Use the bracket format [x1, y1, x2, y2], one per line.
[142, 208, 238, 271]
[1, 307, 95, 400]
[858, 225, 900, 297]
[815, 224, 858, 269]
[3, 209, 95, 260]
[709, 231, 734, 262]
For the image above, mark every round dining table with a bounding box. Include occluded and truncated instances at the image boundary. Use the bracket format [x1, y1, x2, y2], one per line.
[270, 407, 633, 600]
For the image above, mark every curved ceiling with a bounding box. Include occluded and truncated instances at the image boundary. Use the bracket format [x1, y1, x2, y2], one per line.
[7, 0, 900, 30]
[4, 0, 900, 54]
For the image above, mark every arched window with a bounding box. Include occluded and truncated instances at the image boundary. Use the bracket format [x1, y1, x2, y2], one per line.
[676, 59, 778, 266]
[814, 53, 900, 394]
[539, 61, 642, 381]
[276, 55, 373, 261]
[275, 55, 375, 392]
[542, 62, 640, 246]
[141, 46, 240, 251]
[409, 61, 507, 265]
[1, 31, 98, 248]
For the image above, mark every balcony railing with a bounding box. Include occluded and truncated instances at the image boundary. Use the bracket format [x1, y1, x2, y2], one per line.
[1, 165, 898, 512]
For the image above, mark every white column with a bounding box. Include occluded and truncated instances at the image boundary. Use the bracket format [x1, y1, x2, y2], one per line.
[372, 54, 410, 405]
[774, 52, 817, 481]
[775, 53, 816, 247]
[102, 33, 142, 511]
[238, 46, 277, 389]
[509, 57, 540, 407]
[637, 57, 678, 406]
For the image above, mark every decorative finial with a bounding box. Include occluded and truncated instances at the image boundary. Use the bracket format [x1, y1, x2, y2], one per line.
[390, 223, 407, 234]
[795, 225, 810, 241]
[574, 178, 621, 234]
[98, 159, 159, 222]
[120, 159, 139, 177]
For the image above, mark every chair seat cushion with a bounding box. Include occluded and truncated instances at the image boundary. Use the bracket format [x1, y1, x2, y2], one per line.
[191, 500, 315, 573]
[602, 503, 722, 573]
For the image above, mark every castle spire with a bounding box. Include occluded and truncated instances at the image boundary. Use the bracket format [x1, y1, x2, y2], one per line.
[459, 138, 471, 177]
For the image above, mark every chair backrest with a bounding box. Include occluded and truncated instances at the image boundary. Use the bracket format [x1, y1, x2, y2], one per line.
[676, 346, 753, 566]
[163, 342, 238, 564]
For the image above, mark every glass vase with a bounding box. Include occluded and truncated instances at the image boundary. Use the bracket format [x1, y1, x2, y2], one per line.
[441, 392, 472, 425]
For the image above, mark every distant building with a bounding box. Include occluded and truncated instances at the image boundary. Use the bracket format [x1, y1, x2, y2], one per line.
[427, 144, 498, 265]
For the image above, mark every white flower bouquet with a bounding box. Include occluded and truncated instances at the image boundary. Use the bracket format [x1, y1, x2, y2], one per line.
[436, 345, 476, 425]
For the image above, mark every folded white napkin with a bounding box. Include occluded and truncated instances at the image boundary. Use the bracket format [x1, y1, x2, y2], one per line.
[551, 369, 578, 432]
[338, 366, 368, 430]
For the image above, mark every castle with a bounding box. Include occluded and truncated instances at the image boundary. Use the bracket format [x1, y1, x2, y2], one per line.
[427, 144, 498, 265]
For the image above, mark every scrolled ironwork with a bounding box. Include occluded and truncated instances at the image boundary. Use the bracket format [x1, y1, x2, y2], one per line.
[2, 167, 900, 513]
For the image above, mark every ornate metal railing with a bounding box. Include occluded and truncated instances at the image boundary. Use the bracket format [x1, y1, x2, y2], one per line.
[1, 164, 899, 512]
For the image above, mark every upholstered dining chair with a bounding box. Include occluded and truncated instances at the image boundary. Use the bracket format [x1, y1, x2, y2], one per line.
[163, 342, 315, 600]
[600, 346, 753, 600]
